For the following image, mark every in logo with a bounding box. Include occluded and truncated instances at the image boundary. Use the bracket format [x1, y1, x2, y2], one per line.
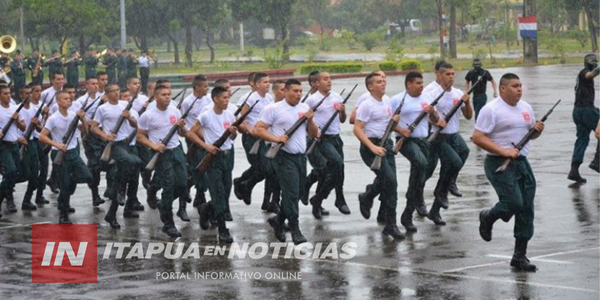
[32, 224, 97, 283]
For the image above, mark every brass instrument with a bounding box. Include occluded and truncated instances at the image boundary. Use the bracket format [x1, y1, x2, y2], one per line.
[64, 51, 81, 64]
[95, 48, 107, 59]
[3, 57, 12, 73]
[32, 54, 45, 78]
[0, 35, 16, 54]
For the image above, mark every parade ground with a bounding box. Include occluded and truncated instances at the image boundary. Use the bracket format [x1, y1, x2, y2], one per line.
[0, 64, 598, 299]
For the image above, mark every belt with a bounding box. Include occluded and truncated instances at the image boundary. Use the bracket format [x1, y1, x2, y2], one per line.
[0, 140, 17, 146]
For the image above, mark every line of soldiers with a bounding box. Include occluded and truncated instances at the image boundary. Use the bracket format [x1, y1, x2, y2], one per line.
[5, 59, 586, 273]
[0, 48, 145, 100]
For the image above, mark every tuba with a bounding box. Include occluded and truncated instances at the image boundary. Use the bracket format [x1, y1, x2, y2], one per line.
[0, 35, 16, 73]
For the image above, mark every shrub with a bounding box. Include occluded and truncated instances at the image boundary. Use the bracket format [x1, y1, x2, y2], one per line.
[379, 61, 399, 71]
[299, 63, 363, 74]
[399, 59, 421, 71]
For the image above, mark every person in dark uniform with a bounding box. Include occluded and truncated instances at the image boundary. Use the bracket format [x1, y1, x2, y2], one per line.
[64, 50, 81, 88]
[568, 53, 600, 183]
[354, 73, 404, 240]
[102, 48, 117, 84]
[126, 49, 137, 80]
[254, 79, 317, 245]
[45, 50, 63, 82]
[116, 48, 127, 90]
[473, 73, 544, 272]
[39, 90, 93, 224]
[10, 50, 26, 99]
[0, 52, 9, 72]
[84, 50, 99, 80]
[27, 50, 44, 85]
[464, 58, 498, 120]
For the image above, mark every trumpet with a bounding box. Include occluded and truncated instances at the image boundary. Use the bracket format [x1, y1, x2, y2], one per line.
[32, 54, 45, 78]
[95, 48, 107, 59]
[64, 52, 81, 64]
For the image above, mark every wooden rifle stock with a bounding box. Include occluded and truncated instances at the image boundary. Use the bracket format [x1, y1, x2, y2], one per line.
[393, 88, 447, 154]
[371, 92, 407, 171]
[196, 100, 260, 173]
[495, 99, 561, 173]
[428, 76, 484, 142]
[264, 92, 330, 159]
[145, 96, 201, 171]
[306, 84, 358, 155]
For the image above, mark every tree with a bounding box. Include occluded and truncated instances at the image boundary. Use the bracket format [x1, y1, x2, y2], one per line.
[578, 0, 599, 52]
[436, 0, 445, 59]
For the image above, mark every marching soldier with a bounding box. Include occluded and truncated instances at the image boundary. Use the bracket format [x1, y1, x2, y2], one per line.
[137, 85, 189, 238]
[0, 85, 27, 213]
[46, 50, 63, 82]
[64, 50, 81, 87]
[254, 79, 318, 244]
[41, 71, 64, 109]
[0, 52, 9, 71]
[181, 75, 211, 220]
[91, 83, 142, 229]
[126, 49, 137, 80]
[464, 58, 498, 120]
[102, 48, 118, 84]
[39, 90, 93, 224]
[27, 49, 44, 85]
[187, 86, 239, 243]
[473, 73, 544, 272]
[389, 71, 440, 232]
[10, 50, 26, 99]
[25, 82, 50, 206]
[424, 62, 472, 226]
[568, 53, 600, 183]
[304, 71, 350, 219]
[16, 84, 40, 211]
[233, 72, 272, 205]
[354, 72, 404, 240]
[116, 49, 127, 90]
[84, 50, 99, 80]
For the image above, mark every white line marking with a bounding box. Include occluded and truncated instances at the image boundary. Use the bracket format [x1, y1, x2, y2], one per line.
[0, 221, 51, 230]
[486, 254, 572, 264]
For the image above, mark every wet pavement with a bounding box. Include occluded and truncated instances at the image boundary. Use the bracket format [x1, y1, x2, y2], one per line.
[0, 64, 598, 299]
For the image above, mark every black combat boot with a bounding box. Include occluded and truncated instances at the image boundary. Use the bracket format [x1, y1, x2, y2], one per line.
[310, 195, 324, 220]
[568, 163, 587, 183]
[448, 180, 463, 197]
[233, 178, 244, 200]
[123, 197, 140, 219]
[35, 188, 49, 205]
[382, 212, 405, 240]
[193, 191, 206, 208]
[21, 191, 37, 211]
[289, 219, 307, 245]
[268, 188, 281, 213]
[116, 182, 127, 206]
[400, 204, 417, 233]
[176, 199, 190, 222]
[335, 187, 350, 215]
[268, 213, 286, 242]
[104, 200, 121, 229]
[589, 151, 599, 173]
[5, 192, 17, 213]
[427, 200, 446, 226]
[198, 203, 211, 230]
[261, 186, 272, 211]
[161, 210, 181, 238]
[479, 209, 499, 242]
[91, 187, 106, 206]
[59, 210, 72, 224]
[358, 184, 376, 220]
[146, 185, 159, 209]
[510, 239, 537, 272]
[434, 181, 450, 210]
[217, 217, 234, 243]
[47, 171, 59, 194]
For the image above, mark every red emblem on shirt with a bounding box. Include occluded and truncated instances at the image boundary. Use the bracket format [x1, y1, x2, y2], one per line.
[421, 101, 429, 110]
[453, 98, 460, 105]
[333, 102, 341, 111]
[386, 107, 392, 116]
[169, 115, 177, 125]
[522, 111, 531, 122]
[298, 112, 305, 119]
[223, 121, 230, 129]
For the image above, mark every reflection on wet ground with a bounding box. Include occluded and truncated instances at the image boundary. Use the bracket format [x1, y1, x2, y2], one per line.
[0, 64, 598, 299]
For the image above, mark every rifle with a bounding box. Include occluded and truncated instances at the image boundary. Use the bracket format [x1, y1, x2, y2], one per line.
[233, 91, 254, 117]
[176, 88, 188, 109]
[19, 93, 53, 159]
[124, 94, 155, 145]
[1, 95, 29, 141]
[495, 99, 560, 173]
[170, 88, 186, 101]
[339, 88, 346, 97]
[100, 91, 142, 162]
[306, 84, 358, 155]
[230, 87, 240, 97]
[53, 96, 99, 165]
[370, 92, 407, 171]
[196, 100, 260, 173]
[427, 76, 484, 142]
[393, 86, 447, 154]
[264, 92, 330, 159]
[300, 91, 310, 103]
[145, 96, 201, 170]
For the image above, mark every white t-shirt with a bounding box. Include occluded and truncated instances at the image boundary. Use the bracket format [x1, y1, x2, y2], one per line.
[389, 91, 434, 138]
[236, 91, 253, 107]
[305, 91, 343, 135]
[423, 81, 465, 134]
[356, 95, 393, 139]
[180, 94, 212, 131]
[0, 103, 21, 142]
[244, 92, 273, 129]
[44, 110, 81, 150]
[259, 100, 310, 154]
[198, 108, 236, 151]
[41, 86, 61, 106]
[475, 97, 536, 157]
[75, 93, 103, 120]
[19, 105, 37, 140]
[355, 91, 390, 108]
[93, 101, 139, 142]
[137, 106, 182, 149]
[131, 94, 150, 113]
